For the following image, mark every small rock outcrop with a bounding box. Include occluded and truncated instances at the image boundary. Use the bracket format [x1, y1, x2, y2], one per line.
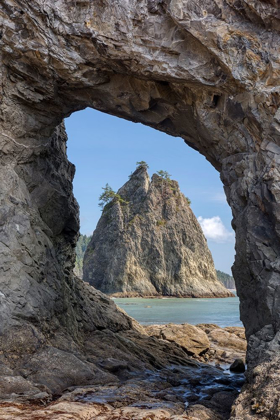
[145, 323, 247, 366]
[83, 167, 232, 298]
[230, 359, 246, 373]
[197, 324, 247, 365]
[144, 323, 210, 356]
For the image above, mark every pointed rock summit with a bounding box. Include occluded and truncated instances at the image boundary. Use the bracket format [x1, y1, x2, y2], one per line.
[83, 166, 233, 298]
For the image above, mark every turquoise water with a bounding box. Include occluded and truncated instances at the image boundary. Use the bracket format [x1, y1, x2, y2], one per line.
[114, 295, 242, 327]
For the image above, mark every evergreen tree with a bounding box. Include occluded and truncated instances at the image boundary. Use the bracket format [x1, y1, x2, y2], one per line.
[157, 170, 171, 181]
[136, 161, 149, 170]
[99, 184, 116, 209]
[99, 183, 129, 210]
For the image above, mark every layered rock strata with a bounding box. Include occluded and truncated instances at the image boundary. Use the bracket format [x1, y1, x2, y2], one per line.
[144, 323, 211, 357]
[145, 323, 247, 365]
[1, 0, 280, 418]
[84, 167, 232, 298]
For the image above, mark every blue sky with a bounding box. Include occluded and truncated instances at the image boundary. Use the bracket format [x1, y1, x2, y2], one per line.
[65, 108, 235, 274]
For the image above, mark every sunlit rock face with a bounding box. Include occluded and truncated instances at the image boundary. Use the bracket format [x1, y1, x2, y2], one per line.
[84, 166, 232, 298]
[1, 0, 280, 417]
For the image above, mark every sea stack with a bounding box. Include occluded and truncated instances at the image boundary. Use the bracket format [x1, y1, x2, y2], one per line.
[83, 166, 233, 298]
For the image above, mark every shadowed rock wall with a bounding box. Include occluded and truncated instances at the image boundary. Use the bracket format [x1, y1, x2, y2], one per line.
[1, 0, 280, 418]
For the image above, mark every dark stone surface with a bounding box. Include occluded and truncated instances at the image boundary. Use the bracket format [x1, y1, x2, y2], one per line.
[0, 1, 280, 418]
[230, 359, 246, 373]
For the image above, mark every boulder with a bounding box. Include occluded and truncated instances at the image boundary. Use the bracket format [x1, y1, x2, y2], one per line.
[224, 327, 246, 341]
[230, 359, 246, 373]
[195, 324, 247, 365]
[145, 323, 210, 356]
[208, 329, 247, 352]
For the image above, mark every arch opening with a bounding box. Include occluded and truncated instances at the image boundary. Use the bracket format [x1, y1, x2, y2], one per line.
[65, 107, 235, 279]
[1, 70, 279, 420]
[65, 106, 238, 325]
[1, 0, 280, 417]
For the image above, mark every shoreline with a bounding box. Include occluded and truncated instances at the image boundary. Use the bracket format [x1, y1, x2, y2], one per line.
[110, 291, 235, 299]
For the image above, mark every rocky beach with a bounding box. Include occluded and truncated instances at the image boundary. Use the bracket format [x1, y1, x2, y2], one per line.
[0, 321, 246, 420]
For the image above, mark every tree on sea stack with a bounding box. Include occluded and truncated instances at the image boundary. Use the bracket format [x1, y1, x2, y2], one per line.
[157, 170, 171, 181]
[99, 183, 129, 210]
[98, 183, 116, 209]
[136, 161, 149, 170]
[157, 170, 172, 195]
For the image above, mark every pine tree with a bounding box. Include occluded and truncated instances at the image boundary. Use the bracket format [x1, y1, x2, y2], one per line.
[136, 161, 149, 170]
[157, 170, 171, 181]
[99, 184, 116, 209]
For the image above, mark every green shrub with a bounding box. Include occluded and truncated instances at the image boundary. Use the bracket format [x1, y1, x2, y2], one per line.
[157, 170, 171, 181]
[136, 160, 149, 170]
[99, 183, 129, 210]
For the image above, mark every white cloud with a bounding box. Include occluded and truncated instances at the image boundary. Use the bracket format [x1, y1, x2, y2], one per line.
[198, 216, 234, 243]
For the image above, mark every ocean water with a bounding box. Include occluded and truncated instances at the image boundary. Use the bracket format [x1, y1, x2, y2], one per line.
[114, 294, 242, 327]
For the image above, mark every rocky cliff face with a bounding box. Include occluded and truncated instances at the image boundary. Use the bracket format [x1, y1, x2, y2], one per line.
[74, 234, 91, 278]
[1, 0, 280, 418]
[84, 167, 232, 298]
[216, 270, 236, 290]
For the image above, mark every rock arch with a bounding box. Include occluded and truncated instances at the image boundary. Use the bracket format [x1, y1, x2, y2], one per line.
[0, 0, 280, 418]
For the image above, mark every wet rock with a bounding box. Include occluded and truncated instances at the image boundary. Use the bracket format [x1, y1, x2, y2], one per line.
[0, 361, 243, 419]
[145, 323, 210, 356]
[230, 359, 246, 373]
[210, 390, 239, 410]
